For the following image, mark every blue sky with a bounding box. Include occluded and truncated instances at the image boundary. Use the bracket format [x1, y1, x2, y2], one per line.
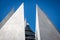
[0, 0, 60, 32]
[24, 0, 36, 32]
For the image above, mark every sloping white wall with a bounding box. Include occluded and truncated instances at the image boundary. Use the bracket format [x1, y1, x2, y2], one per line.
[36, 5, 60, 40]
[0, 3, 25, 40]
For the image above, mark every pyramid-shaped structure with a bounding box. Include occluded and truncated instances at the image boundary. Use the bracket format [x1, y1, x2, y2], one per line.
[25, 23, 35, 40]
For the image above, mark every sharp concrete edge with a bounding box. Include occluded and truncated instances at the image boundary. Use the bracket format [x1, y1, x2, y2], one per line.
[36, 5, 60, 40]
[0, 3, 25, 40]
[35, 4, 41, 40]
[0, 8, 14, 29]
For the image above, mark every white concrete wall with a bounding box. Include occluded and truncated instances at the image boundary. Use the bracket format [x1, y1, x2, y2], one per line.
[36, 5, 60, 40]
[0, 3, 25, 40]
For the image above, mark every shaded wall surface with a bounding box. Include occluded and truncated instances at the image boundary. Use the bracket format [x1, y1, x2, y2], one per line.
[37, 5, 60, 40]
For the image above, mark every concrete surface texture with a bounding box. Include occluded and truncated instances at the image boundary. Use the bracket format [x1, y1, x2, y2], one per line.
[36, 5, 60, 40]
[0, 3, 25, 40]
